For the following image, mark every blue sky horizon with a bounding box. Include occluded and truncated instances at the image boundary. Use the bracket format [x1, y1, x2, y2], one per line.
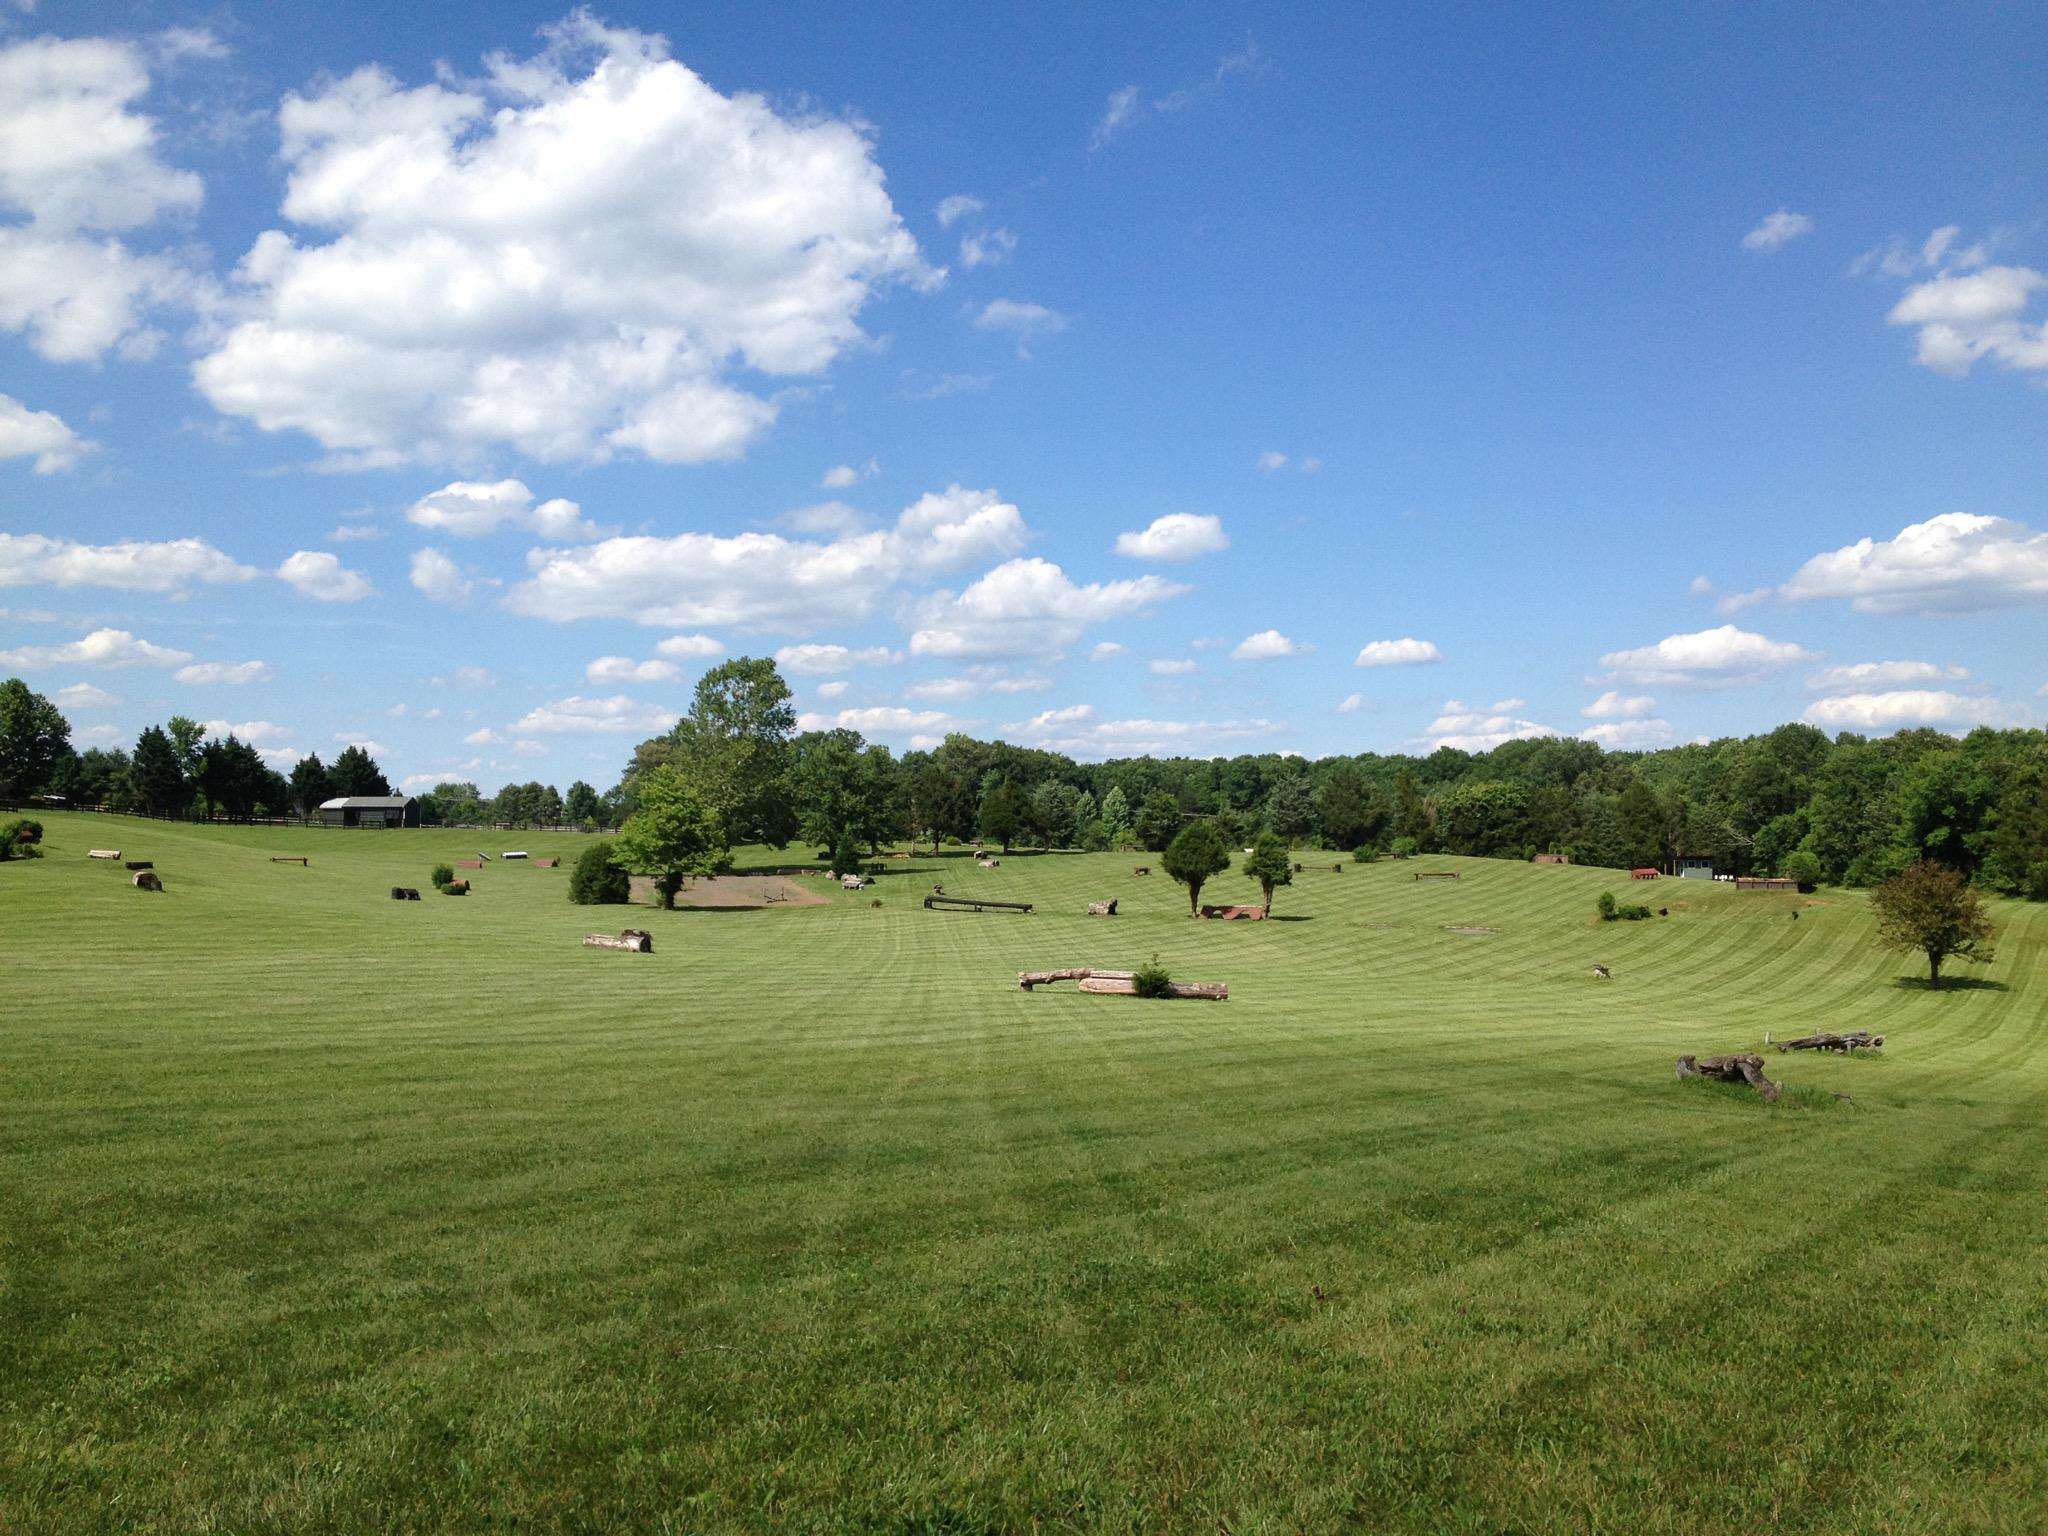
[3, 1, 2045, 794]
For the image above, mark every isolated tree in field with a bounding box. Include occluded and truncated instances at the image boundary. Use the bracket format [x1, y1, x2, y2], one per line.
[0, 678, 69, 799]
[1135, 789, 1183, 852]
[329, 744, 389, 797]
[1242, 832, 1293, 917]
[1164, 819, 1232, 916]
[1870, 860, 1996, 989]
[611, 764, 730, 909]
[667, 657, 797, 846]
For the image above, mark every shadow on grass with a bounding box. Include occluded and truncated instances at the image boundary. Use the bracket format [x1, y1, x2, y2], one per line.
[1890, 975, 2008, 993]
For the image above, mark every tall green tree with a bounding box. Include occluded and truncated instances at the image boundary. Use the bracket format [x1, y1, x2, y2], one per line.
[129, 725, 188, 814]
[329, 744, 390, 797]
[1134, 789, 1183, 853]
[564, 780, 603, 826]
[611, 764, 731, 909]
[1264, 776, 1318, 845]
[288, 754, 333, 818]
[978, 778, 1026, 853]
[0, 678, 69, 800]
[1870, 860, 1997, 989]
[666, 657, 797, 846]
[1164, 819, 1232, 916]
[1098, 784, 1133, 848]
[1242, 832, 1294, 916]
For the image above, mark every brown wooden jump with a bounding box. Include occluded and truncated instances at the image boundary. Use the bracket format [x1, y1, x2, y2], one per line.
[925, 894, 1032, 914]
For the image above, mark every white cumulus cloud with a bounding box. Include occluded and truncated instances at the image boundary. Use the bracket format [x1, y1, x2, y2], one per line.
[1802, 690, 2013, 732]
[53, 682, 117, 708]
[1741, 210, 1814, 252]
[0, 532, 254, 592]
[278, 549, 371, 602]
[513, 693, 678, 734]
[190, 15, 931, 467]
[1599, 625, 1815, 686]
[173, 659, 273, 686]
[1582, 690, 1656, 719]
[1579, 719, 1676, 750]
[0, 626, 191, 669]
[406, 479, 606, 541]
[973, 298, 1067, 355]
[1232, 629, 1310, 660]
[910, 558, 1185, 659]
[1778, 513, 2048, 615]
[1416, 700, 1556, 752]
[585, 655, 680, 684]
[1113, 512, 1227, 562]
[654, 633, 724, 660]
[0, 395, 93, 472]
[1355, 637, 1441, 668]
[773, 642, 900, 676]
[1807, 660, 1968, 693]
[1886, 266, 2048, 377]
[409, 547, 473, 604]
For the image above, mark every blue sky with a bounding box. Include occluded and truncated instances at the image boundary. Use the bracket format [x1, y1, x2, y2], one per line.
[2, 1, 2045, 793]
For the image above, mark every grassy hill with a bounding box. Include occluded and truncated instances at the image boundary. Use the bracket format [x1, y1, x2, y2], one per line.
[3, 812, 2045, 1533]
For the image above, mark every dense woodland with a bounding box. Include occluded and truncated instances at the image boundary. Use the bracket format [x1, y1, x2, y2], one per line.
[5, 662, 2044, 899]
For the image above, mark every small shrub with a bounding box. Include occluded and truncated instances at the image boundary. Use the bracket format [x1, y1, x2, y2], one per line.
[0, 818, 44, 861]
[1597, 890, 1617, 921]
[1390, 836, 1419, 860]
[1351, 844, 1379, 863]
[1618, 902, 1654, 921]
[441, 880, 468, 895]
[1132, 955, 1173, 999]
[2027, 860, 2048, 903]
[1782, 850, 1823, 893]
[568, 839, 630, 905]
[429, 862, 455, 889]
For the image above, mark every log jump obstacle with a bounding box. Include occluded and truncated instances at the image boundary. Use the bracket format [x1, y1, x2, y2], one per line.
[1413, 871, 1460, 881]
[925, 894, 1032, 915]
[390, 887, 421, 901]
[1675, 1052, 1781, 1102]
[1199, 904, 1265, 920]
[1017, 968, 1228, 1001]
[1086, 899, 1117, 916]
[584, 929, 653, 952]
[270, 856, 310, 865]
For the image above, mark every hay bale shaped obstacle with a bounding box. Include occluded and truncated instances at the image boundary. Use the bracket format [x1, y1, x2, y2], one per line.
[585, 929, 653, 953]
[131, 870, 164, 892]
[1086, 899, 1118, 917]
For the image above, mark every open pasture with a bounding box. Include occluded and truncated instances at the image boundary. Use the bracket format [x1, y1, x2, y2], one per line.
[4, 812, 2047, 1533]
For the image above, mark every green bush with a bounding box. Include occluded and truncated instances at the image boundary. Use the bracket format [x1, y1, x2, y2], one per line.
[1390, 836, 1419, 860]
[0, 818, 43, 861]
[1132, 955, 1173, 999]
[568, 840, 630, 905]
[2028, 861, 2048, 903]
[441, 880, 467, 895]
[1782, 850, 1823, 893]
[429, 863, 455, 889]
[1351, 844, 1378, 863]
[1597, 890, 1617, 921]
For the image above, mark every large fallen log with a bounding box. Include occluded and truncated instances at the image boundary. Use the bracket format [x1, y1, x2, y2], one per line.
[1086, 899, 1117, 916]
[1775, 1030, 1883, 1054]
[1017, 967, 1227, 1000]
[1676, 1052, 1781, 1102]
[1078, 976, 1229, 1001]
[585, 929, 652, 953]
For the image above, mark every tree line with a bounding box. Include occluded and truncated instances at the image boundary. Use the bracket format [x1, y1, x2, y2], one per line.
[4, 666, 2043, 898]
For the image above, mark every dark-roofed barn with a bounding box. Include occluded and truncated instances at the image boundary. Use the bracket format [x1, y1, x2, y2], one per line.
[316, 795, 419, 829]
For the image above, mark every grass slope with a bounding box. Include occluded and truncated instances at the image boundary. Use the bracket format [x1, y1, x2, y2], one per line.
[3, 813, 2045, 1534]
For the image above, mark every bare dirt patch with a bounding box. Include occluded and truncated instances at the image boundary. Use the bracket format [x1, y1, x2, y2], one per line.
[628, 874, 829, 909]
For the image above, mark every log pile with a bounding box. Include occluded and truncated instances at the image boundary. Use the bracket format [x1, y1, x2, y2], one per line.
[1086, 899, 1117, 916]
[1675, 1052, 1781, 1102]
[585, 929, 653, 953]
[1775, 1030, 1883, 1054]
[1017, 967, 1228, 1001]
[132, 870, 164, 892]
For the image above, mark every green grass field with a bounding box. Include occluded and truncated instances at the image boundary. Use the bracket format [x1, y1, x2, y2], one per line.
[4, 812, 2046, 1534]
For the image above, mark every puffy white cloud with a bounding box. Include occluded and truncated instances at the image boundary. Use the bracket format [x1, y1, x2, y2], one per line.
[73, 724, 124, 747]
[1355, 637, 1441, 668]
[1232, 629, 1310, 660]
[1778, 513, 2048, 615]
[513, 693, 677, 734]
[278, 549, 372, 602]
[1599, 625, 1815, 686]
[53, 682, 116, 708]
[409, 547, 473, 604]
[1148, 658, 1197, 675]
[1008, 702, 1280, 759]
[0, 395, 93, 472]
[509, 484, 1026, 630]
[0, 626, 191, 668]
[934, 194, 984, 229]
[1741, 210, 1814, 252]
[1416, 700, 1556, 753]
[585, 655, 680, 684]
[173, 659, 273, 685]
[773, 642, 899, 675]
[0, 532, 255, 591]
[974, 298, 1067, 354]
[406, 479, 606, 541]
[1579, 719, 1676, 750]
[1582, 690, 1656, 719]
[464, 727, 499, 746]
[654, 633, 724, 659]
[204, 718, 294, 746]
[814, 680, 848, 700]
[1802, 690, 2013, 732]
[959, 227, 1016, 268]
[1807, 660, 1968, 693]
[910, 558, 1185, 659]
[1336, 692, 1364, 713]
[799, 705, 951, 736]
[191, 16, 930, 466]
[1886, 265, 2048, 377]
[0, 35, 203, 362]
[1113, 512, 1227, 562]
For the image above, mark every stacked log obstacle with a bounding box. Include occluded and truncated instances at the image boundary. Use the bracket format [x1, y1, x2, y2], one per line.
[1086, 899, 1117, 917]
[391, 887, 421, 901]
[1132, 866, 1149, 876]
[270, 856, 310, 865]
[132, 870, 164, 892]
[584, 929, 653, 953]
[441, 880, 469, 895]
[1675, 1052, 1781, 1102]
[88, 849, 120, 860]
[1774, 1030, 1883, 1054]
[1414, 871, 1460, 881]
[125, 860, 153, 871]
[1200, 904, 1265, 920]
[925, 894, 1032, 914]
[1017, 968, 1228, 1001]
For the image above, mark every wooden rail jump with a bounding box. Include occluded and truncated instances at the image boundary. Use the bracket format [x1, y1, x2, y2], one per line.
[1414, 871, 1460, 881]
[925, 894, 1033, 914]
[270, 855, 310, 865]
